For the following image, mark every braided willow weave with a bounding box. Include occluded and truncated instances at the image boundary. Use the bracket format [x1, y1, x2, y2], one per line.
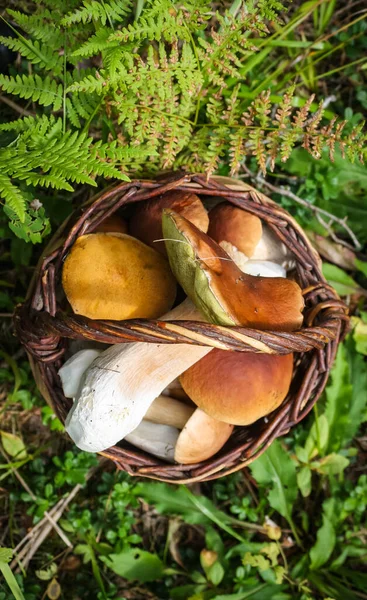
[14, 174, 349, 484]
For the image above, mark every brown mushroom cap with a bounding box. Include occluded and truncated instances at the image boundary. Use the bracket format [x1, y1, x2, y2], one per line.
[174, 408, 233, 464]
[208, 203, 262, 259]
[94, 214, 128, 234]
[62, 233, 176, 320]
[162, 209, 304, 331]
[180, 350, 294, 425]
[130, 190, 209, 255]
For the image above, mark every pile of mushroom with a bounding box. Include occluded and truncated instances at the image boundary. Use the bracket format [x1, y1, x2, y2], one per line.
[58, 189, 304, 465]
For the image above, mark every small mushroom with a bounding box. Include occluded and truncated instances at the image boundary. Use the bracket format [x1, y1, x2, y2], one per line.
[62, 232, 177, 320]
[208, 202, 262, 265]
[162, 209, 304, 331]
[180, 349, 294, 425]
[130, 190, 209, 255]
[145, 394, 195, 428]
[174, 409, 233, 464]
[208, 204, 295, 271]
[125, 403, 232, 464]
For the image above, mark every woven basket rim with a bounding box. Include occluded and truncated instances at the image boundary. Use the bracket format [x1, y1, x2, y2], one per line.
[14, 173, 349, 483]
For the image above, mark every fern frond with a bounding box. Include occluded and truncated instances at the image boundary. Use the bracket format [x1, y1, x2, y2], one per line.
[0, 74, 63, 110]
[258, 0, 286, 23]
[108, 0, 191, 44]
[205, 127, 228, 175]
[0, 174, 27, 222]
[197, 9, 266, 87]
[67, 73, 111, 94]
[229, 130, 245, 175]
[61, 0, 132, 26]
[0, 114, 51, 133]
[6, 9, 64, 46]
[17, 172, 74, 190]
[0, 36, 62, 72]
[72, 28, 113, 58]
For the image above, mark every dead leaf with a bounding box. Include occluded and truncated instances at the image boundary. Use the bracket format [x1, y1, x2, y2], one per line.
[0, 430, 27, 459]
[47, 578, 61, 600]
[307, 231, 356, 271]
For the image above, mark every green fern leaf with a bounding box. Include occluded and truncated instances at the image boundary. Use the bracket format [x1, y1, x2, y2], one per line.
[0, 174, 27, 222]
[61, 0, 132, 26]
[72, 28, 112, 58]
[0, 36, 62, 72]
[0, 74, 63, 110]
[7, 9, 64, 46]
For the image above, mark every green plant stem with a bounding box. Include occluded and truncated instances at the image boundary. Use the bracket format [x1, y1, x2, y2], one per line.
[62, 34, 67, 134]
[0, 350, 22, 416]
[0, 562, 26, 600]
[315, 56, 367, 81]
[87, 540, 108, 600]
[313, 404, 323, 457]
[182, 487, 246, 543]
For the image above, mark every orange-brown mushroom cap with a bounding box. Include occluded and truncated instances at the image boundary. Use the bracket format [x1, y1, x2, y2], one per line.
[208, 203, 262, 259]
[174, 408, 233, 464]
[162, 209, 304, 331]
[62, 233, 176, 320]
[180, 350, 294, 425]
[94, 214, 128, 234]
[130, 190, 209, 255]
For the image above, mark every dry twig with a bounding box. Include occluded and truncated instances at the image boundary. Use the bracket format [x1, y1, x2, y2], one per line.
[241, 164, 361, 251]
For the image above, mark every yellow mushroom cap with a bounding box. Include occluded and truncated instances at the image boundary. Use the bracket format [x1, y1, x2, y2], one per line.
[62, 233, 177, 320]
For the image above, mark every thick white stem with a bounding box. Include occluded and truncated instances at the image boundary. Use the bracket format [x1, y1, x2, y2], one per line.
[145, 395, 195, 429]
[65, 299, 212, 452]
[125, 421, 179, 462]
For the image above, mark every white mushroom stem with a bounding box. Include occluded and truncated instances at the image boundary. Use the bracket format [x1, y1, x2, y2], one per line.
[242, 260, 286, 278]
[125, 421, 179, 462]
[145, 395, 195, 428]
[65, 299, 213, 452]
[251, 225, 296, 270]
[59, 349, 102, 398]
[220, 226, 295, 274]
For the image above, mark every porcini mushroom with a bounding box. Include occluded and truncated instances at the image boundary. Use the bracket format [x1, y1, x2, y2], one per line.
[62, 232, 176, 320]
[162, 209, 304, 331]
[207, 204, 295, 272]
[174, 409, 233, 464]
[180, 349, 294, 425]
[208, 203, 262, 268]
[65, 299, 214, 452]
[94, 214, 128, 234]
[125, 405, 233, 464]
[59, 351, 232, 464]
[130, 190, 209, 255]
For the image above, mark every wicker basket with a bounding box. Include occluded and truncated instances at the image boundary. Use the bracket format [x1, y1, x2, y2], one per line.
[14, 173, 349, 484]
